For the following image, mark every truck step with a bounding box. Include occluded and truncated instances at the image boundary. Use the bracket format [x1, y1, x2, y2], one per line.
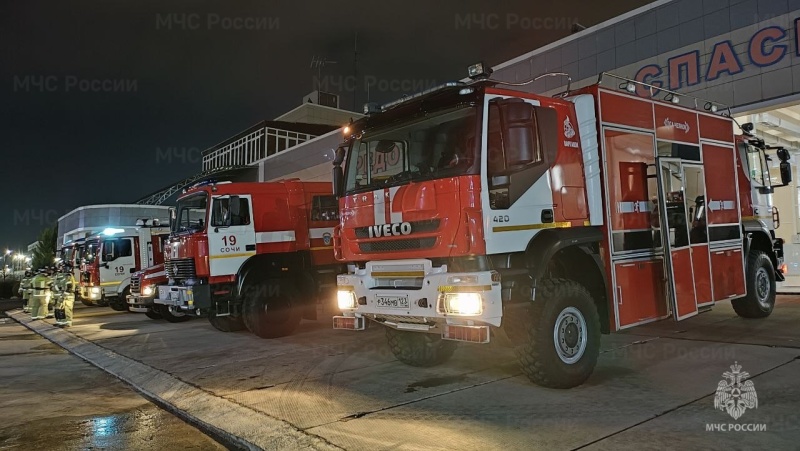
[333, 316, 365, 330]
[443, 324, 490, 344]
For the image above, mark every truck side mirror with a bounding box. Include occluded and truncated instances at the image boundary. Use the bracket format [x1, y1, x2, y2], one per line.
[169, 207, 176, 230]
[332, 166, 344, 199]
[498, 99, 536, 167]
[333, 145, 347, 165]
[780, 161, 792, 186]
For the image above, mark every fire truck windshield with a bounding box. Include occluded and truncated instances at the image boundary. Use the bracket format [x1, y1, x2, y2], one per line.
[343, 106, 478, 194]
[83, 242, 98, 263]
[173, 193, 208, 233]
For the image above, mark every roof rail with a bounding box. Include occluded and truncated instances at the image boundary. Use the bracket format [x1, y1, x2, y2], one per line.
[380, 82, 464, 111]
[596, 72, 731, 116]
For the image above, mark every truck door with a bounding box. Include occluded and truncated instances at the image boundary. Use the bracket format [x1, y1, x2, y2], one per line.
[656, 159, 714, 320]
[207, 195, 257, 277]
[100, 237, 136, 295]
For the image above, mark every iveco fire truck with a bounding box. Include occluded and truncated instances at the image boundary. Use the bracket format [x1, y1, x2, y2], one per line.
[127, 263, 174, 320]
[153, 180, 342, 337]
[332, 66, 790, 388]
[81, 221, 170, 311]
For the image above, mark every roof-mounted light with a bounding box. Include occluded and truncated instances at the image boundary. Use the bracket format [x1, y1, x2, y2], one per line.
[102, 228, 125, 236]
[467, 62, 493, 80]
[363, 102, 380, 115]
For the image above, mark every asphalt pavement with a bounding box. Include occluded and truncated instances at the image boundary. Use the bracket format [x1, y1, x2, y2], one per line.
[4, 296, 800, 450]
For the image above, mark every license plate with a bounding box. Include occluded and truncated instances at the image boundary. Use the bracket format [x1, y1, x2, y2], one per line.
[376, 295, 409, 309]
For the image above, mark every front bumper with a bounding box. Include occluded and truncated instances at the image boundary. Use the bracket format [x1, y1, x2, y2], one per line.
[154, 284, 210, 313]
[86, 286, 103, 301]
[334, 259, 502, 338]
[127, 293, 155, 313]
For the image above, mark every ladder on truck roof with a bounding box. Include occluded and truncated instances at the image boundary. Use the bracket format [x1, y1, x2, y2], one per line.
[135, 166, 250, 206]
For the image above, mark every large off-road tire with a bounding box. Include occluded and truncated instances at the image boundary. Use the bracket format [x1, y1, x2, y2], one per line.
[242, 279, 302, 339]
[516, 278, 601, 389]
[144, 308, 162, 320]
[385, 328, 458, 367]
[160, 305, 191, 323]
[732, 250, 776, 319]
[208, 310, 246, 332]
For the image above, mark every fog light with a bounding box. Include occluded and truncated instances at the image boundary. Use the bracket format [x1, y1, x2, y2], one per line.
[441, 293, 482, 315]
[90, 287, 101, 294]
[142, 286, 154, 297]
[337, 290, 357, 309]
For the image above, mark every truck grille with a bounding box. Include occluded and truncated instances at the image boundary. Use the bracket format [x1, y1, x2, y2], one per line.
[165, 258, 196, 279]
[130, 275, 141, 294]
[354, 219, 441, 238]
[358, 237, 436, 252]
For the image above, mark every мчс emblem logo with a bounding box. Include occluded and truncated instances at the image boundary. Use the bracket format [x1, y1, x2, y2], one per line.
[714, 361, 758, 420]
[563, 116, 576, 139]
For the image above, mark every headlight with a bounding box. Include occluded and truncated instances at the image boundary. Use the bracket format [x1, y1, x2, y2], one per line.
[90, 287, 101, 294]
[142, 286, 154, 296]
[441, 293, 483, 315]
[337, 290, 357, 310]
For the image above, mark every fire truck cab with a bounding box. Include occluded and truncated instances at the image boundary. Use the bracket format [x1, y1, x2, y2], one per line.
[80, 222, 170, 311]
[154, 180, 342, 337]
[332, 67, 788, 388]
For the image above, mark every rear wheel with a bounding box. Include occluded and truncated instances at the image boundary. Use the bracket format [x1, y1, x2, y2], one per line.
[242, 279, 301, 338]
[516, 278, 601, 389]
[161, 305, 191, 323]
[732, 250, 776, 318]
[385, 328, 457, 367]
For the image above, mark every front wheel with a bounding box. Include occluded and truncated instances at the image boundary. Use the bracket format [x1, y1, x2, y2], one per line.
[160, 305, 191, 323]
[208, 311, 246, 332]
[385, 328, 457, 367]
[108, 298, 129, 312]
[732, 250, 776, 318]
[144, 308, 162, 320]
[516, 278, 601, 389]
[242, 280, 301, 339]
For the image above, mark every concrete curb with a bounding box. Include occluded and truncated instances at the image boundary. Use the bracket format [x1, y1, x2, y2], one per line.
[7, 309, 342, 451]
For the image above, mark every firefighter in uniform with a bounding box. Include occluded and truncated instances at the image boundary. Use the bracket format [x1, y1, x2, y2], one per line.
[56, 268, 77, 327]
[29, 269, 52, 320]
[51, 267, 66, 323]
[19, 271, 32, 313]
[46, 266, 56, 318]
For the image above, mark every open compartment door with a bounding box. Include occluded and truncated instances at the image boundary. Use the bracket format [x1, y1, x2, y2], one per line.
[656, 158, 699, 320]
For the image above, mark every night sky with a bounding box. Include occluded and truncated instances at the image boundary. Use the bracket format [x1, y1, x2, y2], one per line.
[1, 0, 648, 251]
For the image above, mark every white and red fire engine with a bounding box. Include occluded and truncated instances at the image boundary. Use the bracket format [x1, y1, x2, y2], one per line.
[80, 221, 170, 311]
[332, 66, 789, 388]
[153, 180, 342, 337]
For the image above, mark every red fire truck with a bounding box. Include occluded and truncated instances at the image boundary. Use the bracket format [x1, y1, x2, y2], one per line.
[153, 180, 342, 337]
[80, 222, 170, 311]
[332, 67, 790, 388]
[127, 263, 178, 321]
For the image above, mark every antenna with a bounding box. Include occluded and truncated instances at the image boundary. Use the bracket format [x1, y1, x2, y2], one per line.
[353, 32, 358, 111]
[310, 55, 337, 93]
